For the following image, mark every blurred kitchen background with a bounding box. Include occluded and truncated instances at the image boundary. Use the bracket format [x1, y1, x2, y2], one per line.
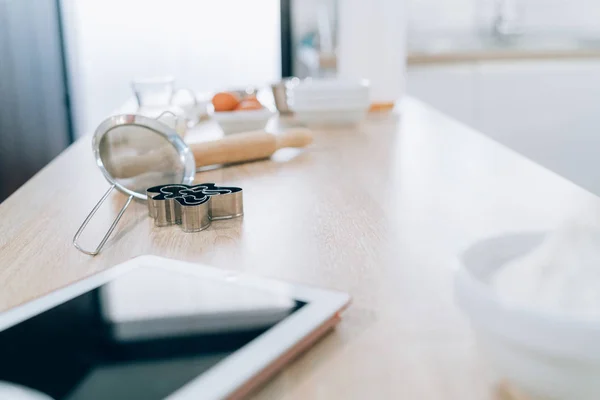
[2, 0, 600, 201]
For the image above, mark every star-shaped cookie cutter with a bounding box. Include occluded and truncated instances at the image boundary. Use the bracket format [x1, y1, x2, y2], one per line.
[146, 183, 243, 232]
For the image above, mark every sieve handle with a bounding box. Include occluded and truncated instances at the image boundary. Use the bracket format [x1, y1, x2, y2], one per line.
[189, 128, 313, 167]
[73, 185, 133, 256]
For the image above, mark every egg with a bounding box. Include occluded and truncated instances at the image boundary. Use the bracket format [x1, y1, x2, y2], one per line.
[235, 98, 263, 111]
[212, 92, 240, 112]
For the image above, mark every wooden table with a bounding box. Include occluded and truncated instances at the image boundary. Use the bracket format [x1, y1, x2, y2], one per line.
[0, 98, 594, 399]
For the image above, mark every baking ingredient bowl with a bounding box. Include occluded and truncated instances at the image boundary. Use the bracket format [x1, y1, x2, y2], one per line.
[455, 232, 600, 400]
[290, 78, 369, 97]
[288, 92, 370, 110]
[288, 80, 369, 105]
[293, 108, 368, 126]
[211, 108, 275, 135]
[288, 78, 370, 126]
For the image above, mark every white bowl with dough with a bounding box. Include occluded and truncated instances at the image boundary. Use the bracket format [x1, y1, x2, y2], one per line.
[455, 232, 600, 400]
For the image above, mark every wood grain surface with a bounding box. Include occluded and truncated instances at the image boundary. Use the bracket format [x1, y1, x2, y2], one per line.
[0, 98, 592, 399]
[407, 49, 600, 65]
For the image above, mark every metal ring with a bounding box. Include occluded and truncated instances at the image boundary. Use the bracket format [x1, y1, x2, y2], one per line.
[73, 114, 196, 256]
[91, 114, 195, 200]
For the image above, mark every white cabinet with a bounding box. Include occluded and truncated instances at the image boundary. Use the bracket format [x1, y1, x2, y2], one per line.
[407, 60, 600, 195]
[407, 64, 479, 128]
[478, 61, 600, 194]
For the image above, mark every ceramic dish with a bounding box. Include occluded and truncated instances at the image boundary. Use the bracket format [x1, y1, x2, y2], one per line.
[289, 97, 370, 111]
[211, 108, 275, 135]
[456, 232, 600, 400]
[291, 78, 369, 96]
[293, 108, 367, 126]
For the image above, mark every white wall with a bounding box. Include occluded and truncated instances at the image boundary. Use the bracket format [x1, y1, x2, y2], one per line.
[61, 0, 281, 137]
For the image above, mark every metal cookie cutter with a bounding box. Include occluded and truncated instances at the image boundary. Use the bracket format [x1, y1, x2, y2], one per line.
[146, 183, 243, 232]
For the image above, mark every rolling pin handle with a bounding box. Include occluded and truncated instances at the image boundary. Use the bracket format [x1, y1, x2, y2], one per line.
[275, 128, 314, 149]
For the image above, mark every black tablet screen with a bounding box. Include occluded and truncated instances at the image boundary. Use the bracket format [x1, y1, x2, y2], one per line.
[0, 268, 304, 399]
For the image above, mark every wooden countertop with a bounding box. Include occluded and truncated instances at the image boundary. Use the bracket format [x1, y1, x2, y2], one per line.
[0, 98, 594, 399]
[301, 45, 600, 68]
[407, 33, 600, 65]
[408, 48, 600, 65]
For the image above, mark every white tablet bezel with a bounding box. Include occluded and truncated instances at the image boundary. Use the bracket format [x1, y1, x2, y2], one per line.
[0, 255, 350, 400]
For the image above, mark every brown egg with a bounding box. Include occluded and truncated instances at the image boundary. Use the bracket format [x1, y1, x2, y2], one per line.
[212, 92, 240, 112]
[235, 98, 263, 111]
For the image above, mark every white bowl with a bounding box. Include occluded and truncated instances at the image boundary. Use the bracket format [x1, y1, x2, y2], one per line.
[290, 97, 370, 111]
[294, 108, 367, 126]
[456, 232, 600, 400]
[211, 108, 274, 135]
[289, 79, 370, 110]
[290, 91, 369, 103]
[288, 79, 370, 124]
[288, 90, 370, 109]
[292, 78, 370, 97]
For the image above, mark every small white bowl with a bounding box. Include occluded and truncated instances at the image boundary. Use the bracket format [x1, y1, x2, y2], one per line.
[211, 108, 274, 135]
[288, 78, 370, 126]
[289, 88, 370, 107]
[456, 232, 600, 400]
[291, 78, 370, 97]
[294, 108, 367, 126]
[289, 97, 370, 111]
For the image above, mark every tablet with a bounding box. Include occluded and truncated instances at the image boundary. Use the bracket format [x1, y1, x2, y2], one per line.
[0, 255, 350, 400]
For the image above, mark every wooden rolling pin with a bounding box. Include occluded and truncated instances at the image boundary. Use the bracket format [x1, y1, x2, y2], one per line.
[111, 128, 313, 179]
[189, 128, 313, 167]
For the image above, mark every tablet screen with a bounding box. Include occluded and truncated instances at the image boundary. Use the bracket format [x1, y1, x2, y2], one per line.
[0, 267, 304, 400]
